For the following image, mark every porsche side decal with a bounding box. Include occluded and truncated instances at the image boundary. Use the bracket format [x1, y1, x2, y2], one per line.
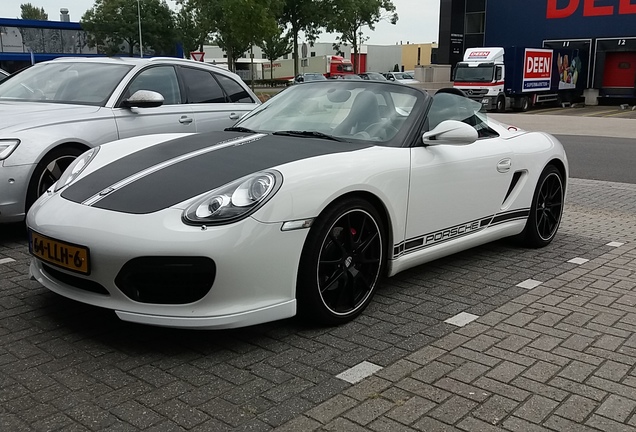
[62, 133, 373, 214]
[393, 208, 530, 258]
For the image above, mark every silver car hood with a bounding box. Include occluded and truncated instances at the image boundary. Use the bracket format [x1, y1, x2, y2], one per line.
[0, 101, 103, 133]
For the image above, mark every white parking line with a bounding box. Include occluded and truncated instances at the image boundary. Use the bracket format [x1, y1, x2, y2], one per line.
[606, 242, 625, 247]
[516, 279, 542, 289]
[0, 258, 15, 264]
[568, 257, 589, 265]
[336, 361, 383, 384]
[444, 312, 479, 327]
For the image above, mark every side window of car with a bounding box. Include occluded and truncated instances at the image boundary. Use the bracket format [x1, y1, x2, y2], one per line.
[126, 66, 181, 105]
[215, 74, 254, 103]
[427, 92, 499, 138]
[180, 67, 226, 104]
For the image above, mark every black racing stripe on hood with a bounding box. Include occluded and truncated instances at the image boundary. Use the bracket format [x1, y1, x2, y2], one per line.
[67, 134, 372, 214]
[61, 131, 250, 204]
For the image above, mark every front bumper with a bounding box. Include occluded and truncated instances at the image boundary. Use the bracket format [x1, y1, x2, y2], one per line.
[27, 193, 308, 329]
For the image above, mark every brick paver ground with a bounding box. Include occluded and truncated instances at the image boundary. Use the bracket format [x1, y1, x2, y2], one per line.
[1, 177, 635, 431]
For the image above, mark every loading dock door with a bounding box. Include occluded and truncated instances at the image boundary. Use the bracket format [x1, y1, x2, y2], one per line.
[602, 52, 636, 93]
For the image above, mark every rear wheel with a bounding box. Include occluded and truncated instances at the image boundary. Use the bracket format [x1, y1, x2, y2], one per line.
[521, 165, 564, 248]
[26, 147, 85, 212]
[296, 198, 385, 325]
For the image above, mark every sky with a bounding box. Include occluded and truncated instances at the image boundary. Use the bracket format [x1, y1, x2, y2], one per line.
[0, 0, 440, 45]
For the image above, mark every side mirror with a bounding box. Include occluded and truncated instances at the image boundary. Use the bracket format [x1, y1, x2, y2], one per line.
[121, 90, 164, 108]
[422, 120, 478, 145]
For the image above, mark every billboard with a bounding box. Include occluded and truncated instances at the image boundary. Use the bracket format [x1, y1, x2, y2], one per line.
[523, 49, 553, 91]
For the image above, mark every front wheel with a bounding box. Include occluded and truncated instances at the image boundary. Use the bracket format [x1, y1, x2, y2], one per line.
[521, 165, 564, 248]
[496, 95, 506, 113]
[296, 198, 385, 325]
[26, 147, 85, 213]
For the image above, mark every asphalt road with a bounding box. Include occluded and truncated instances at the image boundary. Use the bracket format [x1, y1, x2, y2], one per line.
[555, 134, 636, 184]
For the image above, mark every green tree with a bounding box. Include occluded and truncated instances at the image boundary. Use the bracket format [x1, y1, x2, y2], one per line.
[259, 26, 291, 80]
[213, 0, 279, 72]
[81, 0, 176, 57]
[280, 0, 326, 76]
[20, 3, 48, 20]
[325, 0, 398, 73]
[175, 0, 215, 58]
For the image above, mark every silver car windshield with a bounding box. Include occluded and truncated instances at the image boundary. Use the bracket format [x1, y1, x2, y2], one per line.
[235, 82, 421, 143]
[0, 62, 133, 106]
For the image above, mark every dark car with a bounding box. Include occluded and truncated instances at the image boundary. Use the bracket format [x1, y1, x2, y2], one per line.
[329, 74, 363, 80]
[358, 72, 387, 81]
[294, 73, 327, 84]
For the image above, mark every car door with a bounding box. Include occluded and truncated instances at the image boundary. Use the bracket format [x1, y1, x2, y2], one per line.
[405, 93, 514, 249]
[178, 66, 257, 132]
[113, 65, 196, 139]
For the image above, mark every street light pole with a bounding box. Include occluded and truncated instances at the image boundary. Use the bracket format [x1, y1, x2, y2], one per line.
[137, 0, 143, 57]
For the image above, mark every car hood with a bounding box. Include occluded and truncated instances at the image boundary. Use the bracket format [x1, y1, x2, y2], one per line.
[61, 131, 373, 214]
[0, 101, 102, 132]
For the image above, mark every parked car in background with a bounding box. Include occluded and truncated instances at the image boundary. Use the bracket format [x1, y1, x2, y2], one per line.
[329, 74, 363, 80]
[358, 72, 387, 81]
[293, 73, 327, 84]
[383, 71, 420, 84]
[0, 68, 9, 82]
[0, 56, 259, 223]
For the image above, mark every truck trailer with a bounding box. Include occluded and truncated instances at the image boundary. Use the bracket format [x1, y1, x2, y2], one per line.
[263, 55, 354, 81]
[453, 47, 586, 112]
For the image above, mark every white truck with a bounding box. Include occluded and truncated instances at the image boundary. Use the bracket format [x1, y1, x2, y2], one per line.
[453, 47, 585, 112]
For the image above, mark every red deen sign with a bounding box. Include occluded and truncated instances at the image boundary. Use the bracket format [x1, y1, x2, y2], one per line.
[547, 0, 636, 18]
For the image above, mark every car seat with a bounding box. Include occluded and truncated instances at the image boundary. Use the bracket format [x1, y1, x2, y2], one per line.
[333, 91, 381, 136]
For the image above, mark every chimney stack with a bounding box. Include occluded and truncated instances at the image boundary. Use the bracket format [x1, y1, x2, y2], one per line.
[60, 8, 70, 22]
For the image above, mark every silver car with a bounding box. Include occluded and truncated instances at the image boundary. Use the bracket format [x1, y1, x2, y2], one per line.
[0, 68, 9, 82]
[0, 57, 260, 222]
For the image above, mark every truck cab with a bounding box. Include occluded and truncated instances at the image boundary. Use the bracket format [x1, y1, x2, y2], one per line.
[453, 48, 506, 112]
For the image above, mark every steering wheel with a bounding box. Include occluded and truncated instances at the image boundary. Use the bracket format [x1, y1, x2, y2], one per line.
[364, 121, 399, 140]
[20, 83, 46, 100]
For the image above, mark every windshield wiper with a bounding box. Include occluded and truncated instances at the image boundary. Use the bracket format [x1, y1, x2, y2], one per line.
[224, 126, 257, 133]
[272, 130, 343, 142]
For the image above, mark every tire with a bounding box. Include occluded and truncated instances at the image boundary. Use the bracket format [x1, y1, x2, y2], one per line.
[521, 165, 564, 248]
[296, 198, 385, 325]
[520, 96, 530, 112]
[496, 95, 506, 113]
[26, 146, 85, 213]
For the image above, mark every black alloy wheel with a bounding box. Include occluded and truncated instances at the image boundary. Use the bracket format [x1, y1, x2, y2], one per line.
[297, 198, 385, 325]
[522, 165, 564, 247]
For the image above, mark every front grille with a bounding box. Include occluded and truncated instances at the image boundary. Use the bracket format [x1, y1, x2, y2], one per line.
[115, 257, 216, 304]
[42, 263, 110, 295]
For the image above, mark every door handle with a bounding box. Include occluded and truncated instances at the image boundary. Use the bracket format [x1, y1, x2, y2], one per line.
[179, 116, 193, 124]
[497, 158, 512, 173]
[229, 112, 240, 120]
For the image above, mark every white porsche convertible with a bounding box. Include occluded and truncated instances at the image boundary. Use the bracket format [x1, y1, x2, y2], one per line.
[27, 81, 567, 329]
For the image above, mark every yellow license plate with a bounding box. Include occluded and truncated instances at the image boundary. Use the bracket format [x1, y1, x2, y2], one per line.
[29, 231, 90, 275]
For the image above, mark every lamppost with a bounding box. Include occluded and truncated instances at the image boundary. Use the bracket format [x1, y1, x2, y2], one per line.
[137, 0, 143, 57]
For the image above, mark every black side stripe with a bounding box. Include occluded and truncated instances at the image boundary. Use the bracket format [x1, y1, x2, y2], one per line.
[393, 208, 530, 258]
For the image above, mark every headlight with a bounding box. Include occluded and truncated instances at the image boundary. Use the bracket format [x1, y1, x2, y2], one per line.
[0, 139, 20, 160]
[183, 170, 282, 225]
[54, 147, 100, 192]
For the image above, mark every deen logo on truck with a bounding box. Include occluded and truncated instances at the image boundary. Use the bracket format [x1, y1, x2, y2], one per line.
[523, 49, 553, 92]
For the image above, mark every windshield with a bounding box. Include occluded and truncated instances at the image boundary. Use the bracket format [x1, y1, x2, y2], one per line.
[0, 61, 133, 105]
[454, 64, 495, 82]
[234, 82, 422, 144]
